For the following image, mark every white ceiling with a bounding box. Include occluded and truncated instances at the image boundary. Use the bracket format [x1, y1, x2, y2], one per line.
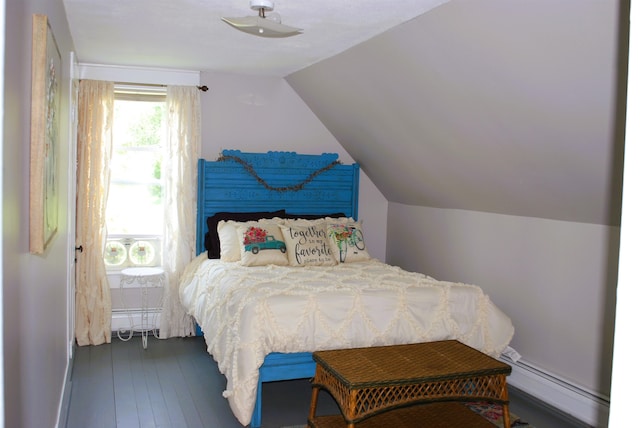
[63, 0, 446, 77]
[61, 0, 624, 227]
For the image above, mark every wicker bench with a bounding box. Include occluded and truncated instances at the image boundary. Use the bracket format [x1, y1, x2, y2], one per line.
[307, 340, 511, 427]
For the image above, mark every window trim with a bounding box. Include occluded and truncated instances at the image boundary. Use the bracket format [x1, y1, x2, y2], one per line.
[114, 84, 167, 102]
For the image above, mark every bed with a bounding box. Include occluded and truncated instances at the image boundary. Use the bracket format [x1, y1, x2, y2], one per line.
[179, 150, 514, 427]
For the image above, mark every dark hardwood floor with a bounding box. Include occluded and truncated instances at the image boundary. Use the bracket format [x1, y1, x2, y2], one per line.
[64, 336, 592, 428]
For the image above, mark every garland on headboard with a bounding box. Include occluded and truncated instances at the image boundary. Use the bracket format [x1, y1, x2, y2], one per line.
[217, 154, 342, 192]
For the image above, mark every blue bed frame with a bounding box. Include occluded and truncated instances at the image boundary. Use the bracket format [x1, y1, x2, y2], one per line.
[196, 150, 360, 427]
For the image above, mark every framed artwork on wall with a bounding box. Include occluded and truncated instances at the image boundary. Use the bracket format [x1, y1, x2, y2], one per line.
[29, 14, 61, 254]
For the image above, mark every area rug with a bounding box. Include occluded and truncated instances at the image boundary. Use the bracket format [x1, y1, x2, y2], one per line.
[464, 402, 533, 427]
[281, 402, 534, 428]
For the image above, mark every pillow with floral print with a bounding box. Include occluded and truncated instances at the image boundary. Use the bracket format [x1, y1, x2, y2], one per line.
[326, 219, 371, 263]
[235, 220, 288, 266]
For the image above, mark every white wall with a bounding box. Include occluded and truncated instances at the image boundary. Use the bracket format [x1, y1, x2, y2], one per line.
[0, 0, 5, 424]
[609, 0, 640, 423]
[3, 0, 75, 426]
[73, 69, 389, 328]
[1, 2, 626, 427]
[386, 203, 618, 399]
[199, 71, 388, 261]
[286, 1, 623, 424]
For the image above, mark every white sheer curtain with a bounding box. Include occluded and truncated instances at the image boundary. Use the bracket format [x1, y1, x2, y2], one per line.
[159, 86, 201, 338]
[75, 80, 114, 346]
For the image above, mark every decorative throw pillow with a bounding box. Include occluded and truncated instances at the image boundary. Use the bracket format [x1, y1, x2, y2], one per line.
[326, 219, 371, 263]
[217, 220, 243, 262]
[279, 219, 336, 267]
[235, 220, 289, 266]
[205, 210, 286, 259]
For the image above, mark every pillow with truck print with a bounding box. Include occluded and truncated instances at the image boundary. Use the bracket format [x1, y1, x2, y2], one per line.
[235, 219, 288, 266]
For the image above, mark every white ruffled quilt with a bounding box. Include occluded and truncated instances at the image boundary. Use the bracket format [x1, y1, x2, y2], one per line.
[179, 254, 514, 426]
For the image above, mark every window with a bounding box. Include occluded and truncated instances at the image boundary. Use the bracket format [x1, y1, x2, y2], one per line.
[104, 85, 166, 269]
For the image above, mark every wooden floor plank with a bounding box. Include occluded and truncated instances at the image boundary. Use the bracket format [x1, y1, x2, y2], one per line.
[66, 336, 590, 428]
[140, 347, 173, 428]
[66, 342, 94, 428]
[162, 343, 206, 428]
[127, 341, 157, 428]
[112, 338, 145, 427]
[68, 343, 117, 428]
[148, 340, 190, 428]
[174, 338, 228, 427]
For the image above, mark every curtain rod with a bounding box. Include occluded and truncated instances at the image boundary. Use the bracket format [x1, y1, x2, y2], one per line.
[113, 81, 209, 92]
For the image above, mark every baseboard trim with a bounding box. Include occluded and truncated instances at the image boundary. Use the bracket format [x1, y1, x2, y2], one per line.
[502, 357, 610, 427]
[56, 353, 74, 428]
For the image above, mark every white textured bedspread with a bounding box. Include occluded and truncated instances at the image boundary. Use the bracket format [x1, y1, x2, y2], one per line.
[179, 254, 514, 426]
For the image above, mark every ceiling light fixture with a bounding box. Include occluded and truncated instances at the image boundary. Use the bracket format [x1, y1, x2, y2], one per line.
[222, 0, 303, 38]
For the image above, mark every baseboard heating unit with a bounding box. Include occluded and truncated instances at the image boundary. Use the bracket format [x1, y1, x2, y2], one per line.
[502, 356, 610, 427]
[111, 309, 161, 333]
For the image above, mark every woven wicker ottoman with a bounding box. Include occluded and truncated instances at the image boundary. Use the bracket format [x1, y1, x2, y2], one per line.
[307, 340, 511, 428]
[309, 402, 495, 428]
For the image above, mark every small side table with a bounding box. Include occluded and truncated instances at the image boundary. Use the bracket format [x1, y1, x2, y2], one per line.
[117, 267, 165, 349]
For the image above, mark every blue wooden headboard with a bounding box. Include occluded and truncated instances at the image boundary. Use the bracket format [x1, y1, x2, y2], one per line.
[196, 150, 360, 255]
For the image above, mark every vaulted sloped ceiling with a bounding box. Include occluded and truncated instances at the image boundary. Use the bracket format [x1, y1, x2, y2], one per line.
[63, 0, 626, 226]
[287, 0, 626, 226]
